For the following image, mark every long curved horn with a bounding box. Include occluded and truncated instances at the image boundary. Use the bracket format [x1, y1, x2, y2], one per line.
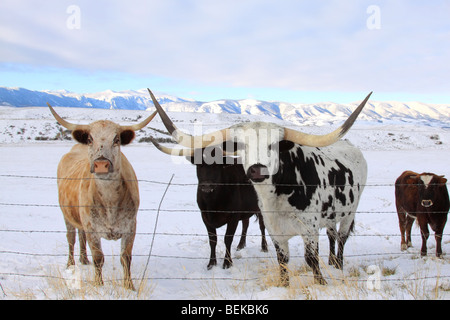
[47, 103, 86, 131]
[147, 89, 229, 148]
[284, 92, 372, 147]
[149, 136, 194, 156]
[121, 110, 157, 131]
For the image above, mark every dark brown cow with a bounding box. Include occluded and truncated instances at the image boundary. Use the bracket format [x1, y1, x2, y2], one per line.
[395, 170, 449, 257]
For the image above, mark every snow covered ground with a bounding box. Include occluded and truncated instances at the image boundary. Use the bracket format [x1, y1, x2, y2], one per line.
[0, 106, 449, 300]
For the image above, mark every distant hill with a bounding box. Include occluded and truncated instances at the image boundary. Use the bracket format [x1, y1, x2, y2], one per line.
[1, 87, 449, 126]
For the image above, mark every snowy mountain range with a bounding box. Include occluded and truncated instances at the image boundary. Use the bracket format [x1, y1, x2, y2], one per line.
[0, 87, 449, 126]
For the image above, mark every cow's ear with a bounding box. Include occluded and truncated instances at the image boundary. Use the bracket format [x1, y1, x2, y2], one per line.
[187, 156, 196, 164]
[438, 176, 447, 184]
[72, 129, 91, 145]
[277, 140, 295, 152]
[406, 176, 418, 185]
[120, 130, 135, 146]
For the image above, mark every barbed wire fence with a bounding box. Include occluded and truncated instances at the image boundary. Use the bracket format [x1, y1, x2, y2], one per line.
[0, 173, 449, 295]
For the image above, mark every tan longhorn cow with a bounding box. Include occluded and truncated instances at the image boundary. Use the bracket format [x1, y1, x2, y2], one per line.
[48, 104, 156, 290]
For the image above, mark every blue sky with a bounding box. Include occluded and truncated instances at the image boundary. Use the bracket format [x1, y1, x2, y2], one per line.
[1, 0, 450, 104]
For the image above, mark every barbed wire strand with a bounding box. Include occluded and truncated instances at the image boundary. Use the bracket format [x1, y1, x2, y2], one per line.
[0, 271, 448, 286]
[0, 202, 447, 216]
[0, 228, 448, 238]
[1, 249, 447, 261]
[0, 173, 449, 188]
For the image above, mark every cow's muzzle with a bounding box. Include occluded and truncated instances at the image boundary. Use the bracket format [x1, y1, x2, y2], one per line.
[91, 157, 113, 174]
[421, 199, 433, 208]
[199, 183, 216, 194]
[247, 164, 270, 183]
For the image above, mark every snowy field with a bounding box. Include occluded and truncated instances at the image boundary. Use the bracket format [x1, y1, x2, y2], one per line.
[0, 106, 449, 300]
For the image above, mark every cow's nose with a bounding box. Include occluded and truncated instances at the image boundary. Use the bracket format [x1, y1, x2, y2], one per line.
[199, 184, 215, 193]
[421, 199, 433, 208]
[247, 164, 270, 183]
[92, 157, 113, 174]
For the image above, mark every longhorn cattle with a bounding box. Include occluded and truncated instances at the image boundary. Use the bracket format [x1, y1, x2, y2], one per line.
[395, 171, 449, 257]
[48, 104, 156, 290]
[148, 88, 370, 285]
[149, 138, 267, 269]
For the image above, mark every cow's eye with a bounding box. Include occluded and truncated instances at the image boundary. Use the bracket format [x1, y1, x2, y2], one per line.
[87, 135, 93, 145]
[113, 135, 120, 146]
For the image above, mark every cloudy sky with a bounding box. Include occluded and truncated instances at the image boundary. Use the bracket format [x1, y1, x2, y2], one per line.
[1, 0, 449, 103]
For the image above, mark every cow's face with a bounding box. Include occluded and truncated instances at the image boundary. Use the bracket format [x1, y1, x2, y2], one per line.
[408, 174, 448, 208]
[47, 103, 156, 176]
[226, 122, 287, 183]
[195, 162, 227, 194]
[190, 154, 241, 193]
[72, 121, 135, 175]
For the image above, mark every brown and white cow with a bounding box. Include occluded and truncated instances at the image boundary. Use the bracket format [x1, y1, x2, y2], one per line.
[48, 103, 156, 290]
[395, 170, 449, 257]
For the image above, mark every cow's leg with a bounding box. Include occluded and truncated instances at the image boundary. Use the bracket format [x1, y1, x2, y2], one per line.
[78, 229, 90, 265]
[326, 226, 338, 267]
[86, 233, 104, 286]
[237, 218, 249, 251]
[258, 213, 268, 252]
[64, 219, 76, 268]
[435, 232, 444, 258]
[335, 219, 354, 270]
[273, 240, 289, 286]
[433, 221, 446, 258]
[223, 220, 239, 269]
[121, 230, 136, 290]
[417, 218, 429, 256]
[397, 210, 408, 251]
[304, 237, 326, 285]
[205, 225, 218, 270]
[405, 214, 415, 248]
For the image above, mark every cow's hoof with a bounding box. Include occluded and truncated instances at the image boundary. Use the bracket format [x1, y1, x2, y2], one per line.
[279, 277, 289, 287]
[223, 260, 233, 269]
[207, 261, 217, 270]
[314, 276, 327, 285]
[124, 280, 136, 291]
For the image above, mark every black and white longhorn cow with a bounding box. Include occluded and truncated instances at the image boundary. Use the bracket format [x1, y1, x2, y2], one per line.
[148, 89, 371, 285]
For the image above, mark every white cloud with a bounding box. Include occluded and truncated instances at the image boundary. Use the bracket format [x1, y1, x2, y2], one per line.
[0, 0, 449, 95]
